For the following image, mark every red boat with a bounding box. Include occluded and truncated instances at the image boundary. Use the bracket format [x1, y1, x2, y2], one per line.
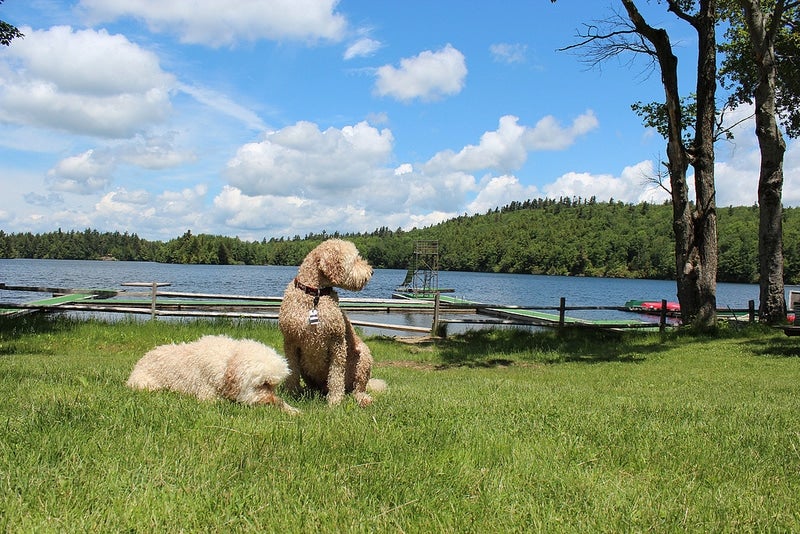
[624, 300, 680, 315]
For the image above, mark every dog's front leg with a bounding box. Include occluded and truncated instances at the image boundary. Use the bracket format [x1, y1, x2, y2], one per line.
[350, 338, 374, 407]
[282, 339, 303, 396]
[325, 340, 348, 405]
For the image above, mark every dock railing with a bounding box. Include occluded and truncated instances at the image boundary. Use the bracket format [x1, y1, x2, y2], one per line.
[1, 282, 759, 336]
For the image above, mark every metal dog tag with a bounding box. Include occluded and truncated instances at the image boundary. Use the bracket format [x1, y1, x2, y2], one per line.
[308, 309, 319, 325]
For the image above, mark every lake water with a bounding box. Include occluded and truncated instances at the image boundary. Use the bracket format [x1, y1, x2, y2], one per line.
[0, 259, 785, 333]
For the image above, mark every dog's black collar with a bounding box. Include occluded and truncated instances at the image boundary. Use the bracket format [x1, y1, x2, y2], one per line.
[294, 278, 333, 297]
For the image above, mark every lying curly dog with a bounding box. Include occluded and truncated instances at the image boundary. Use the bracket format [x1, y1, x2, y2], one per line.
[126, 335, 299, 415]
[279, 239, 385, 407]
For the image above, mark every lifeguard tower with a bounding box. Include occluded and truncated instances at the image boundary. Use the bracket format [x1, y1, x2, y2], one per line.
[394, 240, 452, 297]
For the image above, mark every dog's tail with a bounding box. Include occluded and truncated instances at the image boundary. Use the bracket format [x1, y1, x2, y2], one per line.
[367, 378, 388, 393]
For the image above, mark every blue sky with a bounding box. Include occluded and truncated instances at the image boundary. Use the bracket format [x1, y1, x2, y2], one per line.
[1, 0, 797, 241]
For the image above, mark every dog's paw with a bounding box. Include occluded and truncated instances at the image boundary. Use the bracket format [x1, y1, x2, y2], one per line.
[279, 401, 302, 416]
[354, 392, 373, 407]
[367, 378, 387, 393]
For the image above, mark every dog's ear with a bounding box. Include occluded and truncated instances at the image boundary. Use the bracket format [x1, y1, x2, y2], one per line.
[317, 242, 346, 285]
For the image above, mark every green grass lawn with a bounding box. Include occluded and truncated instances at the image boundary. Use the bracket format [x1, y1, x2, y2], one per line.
[1, 315, 799, 532]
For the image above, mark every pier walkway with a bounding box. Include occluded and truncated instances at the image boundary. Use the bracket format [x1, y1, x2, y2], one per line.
[2, 282, 686, 335]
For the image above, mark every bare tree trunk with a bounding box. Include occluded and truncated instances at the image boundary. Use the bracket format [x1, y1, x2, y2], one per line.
[690, 0, 719, 327]
[621, 0, 718, 328]
[739, 0, 787, 323]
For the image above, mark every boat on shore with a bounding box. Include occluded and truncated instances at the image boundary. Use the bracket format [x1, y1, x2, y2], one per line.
[624, 299, 681, 316]
[626, 298, 797, 323]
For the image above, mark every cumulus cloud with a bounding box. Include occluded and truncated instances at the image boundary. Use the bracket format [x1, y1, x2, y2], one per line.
[79, 0, 347, 47]
[544, 160, 670, 204]
[159, 184, 208, 215]
[213, 185, 376, 237]
[524, 111, 599, 150]
[424, 112, 599, 174]
[375, 44, 467, 102]
[116, 133, 197, 169]
[225, 120, 394, 196]
[214, 186, 312, 232]
[0, 26, 174, 138]
[466, 175, 540, 214]
[394, 163, 413, 176]
[96, 189, 156, 218]
[93, 185, 208, 237]
[44, 134, 195, 196]
[47, 150, 114, 194]
[214, 109, 607, 237]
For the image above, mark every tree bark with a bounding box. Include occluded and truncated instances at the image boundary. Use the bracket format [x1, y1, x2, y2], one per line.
[739, 0, 787, 323]
[690, 0, 719, 327]
[621, 0, 718, 328]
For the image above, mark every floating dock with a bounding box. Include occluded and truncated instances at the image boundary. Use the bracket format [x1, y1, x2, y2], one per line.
[394, 293, 664, 331]
[4, 282, 760, 335]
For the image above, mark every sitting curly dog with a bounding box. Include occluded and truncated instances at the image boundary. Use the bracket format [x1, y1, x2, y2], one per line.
[279, 239, 384, 406]
[126, 335, 299, 415]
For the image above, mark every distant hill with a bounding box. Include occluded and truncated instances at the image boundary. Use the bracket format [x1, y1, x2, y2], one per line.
[2, 198, 799, 284]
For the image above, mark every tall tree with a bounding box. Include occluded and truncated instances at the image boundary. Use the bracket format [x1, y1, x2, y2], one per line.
[720, 0, 799, 323]
[0, 0, 23, 46]
[562, 0, 719, 328]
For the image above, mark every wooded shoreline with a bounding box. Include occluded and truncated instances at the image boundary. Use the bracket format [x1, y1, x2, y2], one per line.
[3, 199, 799, 284]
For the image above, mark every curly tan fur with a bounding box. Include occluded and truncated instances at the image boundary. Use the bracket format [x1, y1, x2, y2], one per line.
[278, 239, 383, 407]
[126, 335, 299, 415]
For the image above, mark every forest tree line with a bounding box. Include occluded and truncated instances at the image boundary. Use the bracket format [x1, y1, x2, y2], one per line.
[3, 198, 800, 284]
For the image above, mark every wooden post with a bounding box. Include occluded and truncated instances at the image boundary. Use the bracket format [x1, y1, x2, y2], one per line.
[150, 282, 158, 319]
[659, 299, 668, 333]
[558, 297, 566, 328]
[749, 300, 755, 323]
[431, 292, 440, 336]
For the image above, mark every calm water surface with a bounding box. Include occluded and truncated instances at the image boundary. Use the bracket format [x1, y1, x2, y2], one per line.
[0, 259, 783, 331]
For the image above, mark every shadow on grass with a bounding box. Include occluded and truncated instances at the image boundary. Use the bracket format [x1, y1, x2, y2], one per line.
[428, 327, 670, 368]
[0, 314, 82, 355]
[742, 330, 800, 358]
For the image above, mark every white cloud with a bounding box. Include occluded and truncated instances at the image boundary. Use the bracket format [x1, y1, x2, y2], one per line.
[43, 134, 195, 196]
[177, 83, 267, 131]
[47, 150, 114, 194]
[158, 184, 208, 215]
[424, 112, 599, 174]
[466, 174, 540, 214]
[424, 116, 529, 173]
[116, 133, 197, 169]
[524, 111, 599, 150]
[344, 37, 381, 60]
[92, 185, 208, 238]
[96, 189, 156, 218]
[213, 185, 374, 237]
[375, 44, 467, 102]
[0, 26, 174, 138]
[544, 160, 670, 204]
[404, 170, 477, 212]
[226, 120, 394, 196]
[394, 163, 413, 175]
[405, 211, 455, 230]
[489, 43, 527, 64]
[79, 0, 348, 47]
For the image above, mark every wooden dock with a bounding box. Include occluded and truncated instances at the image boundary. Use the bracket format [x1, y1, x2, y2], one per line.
[3, 281, 758, 335]
[393, 293, 666, 333]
